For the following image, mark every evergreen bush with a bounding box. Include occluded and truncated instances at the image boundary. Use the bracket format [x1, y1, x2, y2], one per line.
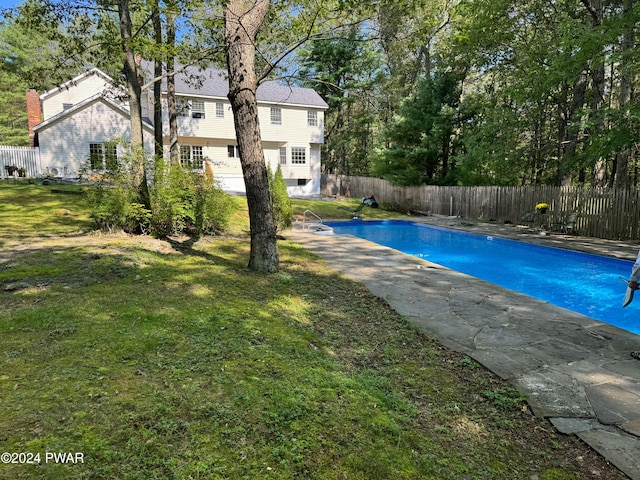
[268, 164, 293, 232]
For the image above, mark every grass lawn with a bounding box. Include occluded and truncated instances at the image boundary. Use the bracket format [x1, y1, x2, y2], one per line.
[0, 183, 625, 479]
[290, 197, 407, 223]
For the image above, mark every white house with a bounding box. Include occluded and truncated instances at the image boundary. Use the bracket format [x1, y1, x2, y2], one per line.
[29, 65, 328, 195]
[29, 69, 155, 178]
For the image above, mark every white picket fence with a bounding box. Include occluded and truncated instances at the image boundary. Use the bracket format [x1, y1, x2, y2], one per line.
[0, 146, 42, 179]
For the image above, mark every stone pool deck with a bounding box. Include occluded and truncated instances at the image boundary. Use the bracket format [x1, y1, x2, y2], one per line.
[287, 215, 640, 480]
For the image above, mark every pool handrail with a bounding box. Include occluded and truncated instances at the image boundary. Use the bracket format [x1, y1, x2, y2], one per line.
[303, 210, 323, 229]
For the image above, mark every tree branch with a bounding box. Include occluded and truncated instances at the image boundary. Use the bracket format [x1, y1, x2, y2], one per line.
[257, 16, 373, 84]
[139, 47, 223, 91]
[579, 0, 600, 25]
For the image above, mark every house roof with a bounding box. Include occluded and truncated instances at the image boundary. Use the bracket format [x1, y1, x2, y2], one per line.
[154, 64, 329, 109]
[41, 64, 328, 109]
[33, 93, 154, 133]
[39, 68, 118, 101]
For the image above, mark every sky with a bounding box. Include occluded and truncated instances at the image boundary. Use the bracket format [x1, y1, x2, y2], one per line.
[0, 0, 20, 14]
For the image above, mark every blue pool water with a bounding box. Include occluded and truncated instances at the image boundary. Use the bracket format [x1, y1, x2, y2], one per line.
[325, 220, 639, 335]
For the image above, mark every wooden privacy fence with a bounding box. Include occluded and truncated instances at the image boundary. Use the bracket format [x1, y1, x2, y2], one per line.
[322, 174, 640, 241]
[0, 146, 42, 179]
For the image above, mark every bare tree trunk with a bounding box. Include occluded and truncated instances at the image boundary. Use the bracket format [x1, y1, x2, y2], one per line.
[224, 0, 278, 273]
[614, 0, 634, 188]
[582, 0, 607, 186]
[166, 7, 179, 165]
[589, 61, 606, 185]
[152, 0, 163, 158]
[118, 0, 150, 209]
[557, 73, 587, 186]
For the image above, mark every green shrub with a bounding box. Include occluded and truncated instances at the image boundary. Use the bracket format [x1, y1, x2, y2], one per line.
[194, 178, 237, 235]
[149, 161, 196, 237]
[87, 155, 236, 237]
[149, 160, 236, 237]
[268, 164, 293, 232]
[86, 156, 152, 234]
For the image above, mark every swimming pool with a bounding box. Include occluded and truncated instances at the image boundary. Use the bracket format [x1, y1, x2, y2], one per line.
[325, 220, 639, 335]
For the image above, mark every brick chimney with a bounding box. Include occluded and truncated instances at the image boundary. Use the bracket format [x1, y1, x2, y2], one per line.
[26, 89, 42, 147]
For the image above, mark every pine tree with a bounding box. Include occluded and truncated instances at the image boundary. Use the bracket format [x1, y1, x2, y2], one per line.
[0, 70, 29, 145]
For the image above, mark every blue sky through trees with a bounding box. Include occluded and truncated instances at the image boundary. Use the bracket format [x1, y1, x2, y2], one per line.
[0, 0, 18, 11]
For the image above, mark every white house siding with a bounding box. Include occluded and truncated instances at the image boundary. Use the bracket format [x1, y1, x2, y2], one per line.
[160, 97, 324, 145]
[307, 144, 321, 195]
[265, 142, 320, 195]
[207, 141, 242, 175]
[140, 86, 153, 124]
[160, 96, 236, 140]
[215, 175, 245, 193]
[281, 144, 321, 196]
[259, 105, 324, 144]
[37, 99, 153, 177]
[166, 140, 321, 195]
[161, 138, 242, 175]
[158, 97, 324, 195]
[41, 71, 119, 120]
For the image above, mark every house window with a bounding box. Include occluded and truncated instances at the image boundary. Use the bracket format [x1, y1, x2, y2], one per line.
[89, 142, 118, 171]
[89, 143, 103, 170]
[228, 145, 240, 159]
[193, 146, 204, 168]
[177, 97, 189, 117]
[104, 144, 118, 170]
[63, 103, 73, 110]
[216, 102, 224, 118]
[191, 99, 205, 119]
[180, 145, 204, 169]
[291, 147, 306, 164]
[279, 146, 287, 165]
[307, 111, 318, 126]
[270, 107, 282, 125]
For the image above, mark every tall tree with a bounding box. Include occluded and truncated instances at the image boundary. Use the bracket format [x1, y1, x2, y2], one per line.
[151, 0, 163, 158]
[449, 0, 594, 186]
[613, 0, 636, 188]
[224, 0, 278, 273]
[299, 28, 382, 175]
[377, 0, 453, 105]
[166, 4, 180, 165]
[373, 71, 461, 185]
[117, 0, 151, 209]
[0, 0, 82, 90]
[0, 70, 29, 145]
